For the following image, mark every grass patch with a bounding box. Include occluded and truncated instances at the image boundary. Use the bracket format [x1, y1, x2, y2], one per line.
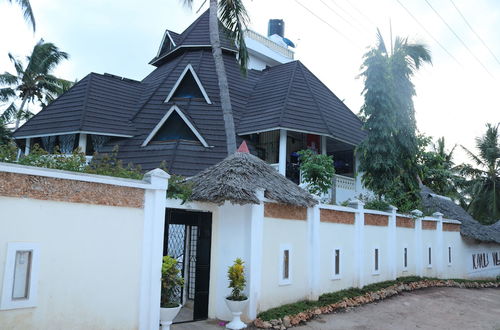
[257, 276, 499, 321]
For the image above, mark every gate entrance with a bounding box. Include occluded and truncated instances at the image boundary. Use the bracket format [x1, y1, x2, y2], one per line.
[164, 209, 212, 323]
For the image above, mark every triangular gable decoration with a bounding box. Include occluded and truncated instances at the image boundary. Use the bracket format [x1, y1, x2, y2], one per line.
[165, 64, 212, 104]
[141, 105, 209, 147]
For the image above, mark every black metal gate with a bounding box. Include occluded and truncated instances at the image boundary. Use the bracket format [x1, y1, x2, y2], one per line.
[164, 209, 212, 322]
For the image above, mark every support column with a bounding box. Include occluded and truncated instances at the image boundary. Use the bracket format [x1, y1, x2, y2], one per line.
[24, 138, 31, 155]
[278, 129, 287, 176]
[248, 190, 264, 320]
[433, 212, 444, 278]
[412, 209, 423, 277]
[320, 135, 327, 155]
[349, 199, 365, 287]
[78, 133, 87, 154]
[307, 204, 320, 300]
[138, 169, 170, 330]
[388, 205, 398, 279]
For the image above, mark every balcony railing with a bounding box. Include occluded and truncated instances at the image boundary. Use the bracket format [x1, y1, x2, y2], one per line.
[333, 174, 356, 191]
[245, 30, 294, 59]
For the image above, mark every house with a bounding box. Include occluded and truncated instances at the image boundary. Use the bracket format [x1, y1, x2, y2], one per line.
[12, 10, 367, 204]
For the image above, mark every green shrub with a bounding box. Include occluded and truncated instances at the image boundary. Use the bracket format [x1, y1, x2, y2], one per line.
[85, 146, 142, 179]
[161, 256, 184, 308]
[227, 258, 247, 301]
[298, 149, 335, 195]
[166, 174, 193, 202]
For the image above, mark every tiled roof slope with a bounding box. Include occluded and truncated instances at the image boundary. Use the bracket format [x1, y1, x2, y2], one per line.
[151, 10, 236, 66]
[238, 61, 365, 145]
[13, 73, 140, 138]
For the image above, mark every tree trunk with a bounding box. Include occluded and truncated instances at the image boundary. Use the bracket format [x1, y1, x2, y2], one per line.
[14, 97, 28, 130]
[209, 0, 237, 155]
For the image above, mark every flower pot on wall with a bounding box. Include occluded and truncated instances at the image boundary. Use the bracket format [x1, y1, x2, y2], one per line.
[160, 305, 181, 330]
[225, 298, 249, 329]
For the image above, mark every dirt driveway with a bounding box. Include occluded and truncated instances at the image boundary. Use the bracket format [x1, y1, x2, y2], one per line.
[298, 287, 500, 330]
[172, 287, 500, 330]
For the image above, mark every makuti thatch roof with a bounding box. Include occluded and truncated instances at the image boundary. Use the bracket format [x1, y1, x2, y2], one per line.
[188, 151, 317, 207]
[420, 185, 500, 244]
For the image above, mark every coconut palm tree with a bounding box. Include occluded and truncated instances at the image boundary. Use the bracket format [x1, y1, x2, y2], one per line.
[182, 0, 249, 155]
[459, 123, 500, 225]
[6, 0, 35, 31]
[0, 39, 69, 129]
[358, 29, 431, 211]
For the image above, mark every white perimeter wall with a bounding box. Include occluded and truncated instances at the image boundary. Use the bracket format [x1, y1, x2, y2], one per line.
[0, 196, 145, 330]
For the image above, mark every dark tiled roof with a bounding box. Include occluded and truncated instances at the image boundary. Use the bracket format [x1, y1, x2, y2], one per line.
[420, 185, 500, 244]
[13, 73, 141, 138]
[238, 61, 365, 145]
[15, 13, 365, 177]
[150, 10, 236, 66]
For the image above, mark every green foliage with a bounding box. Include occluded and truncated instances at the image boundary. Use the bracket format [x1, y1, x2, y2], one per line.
[166, 174, 193, 202]
[161, 256, 184, 308]
[227, 258, 247, 301]
[17, 144, 86, 172]
[0, 121, 12, 145]
[298, 149, 335, 195]
[257, 276, 500, 321]
[458, 123, 500, 225]
[358, 30, 431, 212]
[0, 141, 17, 162]
[85, 146, 142, 179]
[364, 198, 391, 212]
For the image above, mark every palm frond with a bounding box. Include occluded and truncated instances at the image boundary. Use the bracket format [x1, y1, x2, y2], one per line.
[403, 43, 432, 70]
[7, 53, 24, 76]
[26, 40, 69, 76]
[461, 145, 484, 167]
[0, 72, 20, 86]
[375, 28, 387, 55]
[218, 0, 249, 74]
[7, 0, 35, 31]
[0, 88, 16, 102]
[0, 102, 18, 123]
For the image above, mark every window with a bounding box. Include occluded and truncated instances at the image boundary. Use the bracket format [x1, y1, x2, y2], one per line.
[373, 248, 380, 274]
[332, 248, 341, 279]
[1, 243, 40, 310]
[428, 246, 432, 268]
[403, 247, 408, 270]
[279, 244, 292, 285]
[172, 70, 204, 99]
[448, 246, 452, 265]
[153, 111, 198, 142]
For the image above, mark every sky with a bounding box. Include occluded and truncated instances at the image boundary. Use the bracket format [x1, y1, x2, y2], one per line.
[0, 0, 499, 164]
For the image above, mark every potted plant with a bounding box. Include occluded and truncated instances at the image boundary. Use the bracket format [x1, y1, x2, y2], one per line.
[160, 256, 184, 330]
[225, 258, 248, 329]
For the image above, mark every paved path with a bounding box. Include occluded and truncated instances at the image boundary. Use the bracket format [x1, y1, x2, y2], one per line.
[171, 287, 500, 330]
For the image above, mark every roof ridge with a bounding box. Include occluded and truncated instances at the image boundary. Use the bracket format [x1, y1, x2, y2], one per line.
[130, 52, 187, 121]
[279, 61, 299, 127]
[296, 62, 332, 136]
[79, 72, 94, 131]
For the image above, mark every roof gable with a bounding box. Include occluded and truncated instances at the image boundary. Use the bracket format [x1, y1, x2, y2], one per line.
[141, 105, 209, 147]
[165, 64, 212, 104]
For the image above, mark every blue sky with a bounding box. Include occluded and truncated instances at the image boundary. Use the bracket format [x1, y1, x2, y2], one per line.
[1, 0, 499, 163]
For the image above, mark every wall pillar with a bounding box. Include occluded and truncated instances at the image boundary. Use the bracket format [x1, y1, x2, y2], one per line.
[433, 212, 444, 278]
[248, 190, 264, 320]
[320, 135, 327, 155]
[388, 205, 398, 279]
[24, 138, 31, 155]
[412, 209, 423, 277]
[307, 204, 320, 300]
[138, 169, 170, 330]
[349, 199, 365, 287]
[78, 133, 87, 154]
[278, 129, 287, 176]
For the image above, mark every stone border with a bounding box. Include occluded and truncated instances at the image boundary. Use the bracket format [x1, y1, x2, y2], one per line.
[320, 209, 355, 224]
[364, 213, 389, 226]
[264, 203, 307, 221]
[253, 279, 500, 329]
[396, 216, 415, 228]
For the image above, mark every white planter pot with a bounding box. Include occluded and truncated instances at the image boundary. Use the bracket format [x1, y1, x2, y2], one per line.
[225, 298, 248, 329]
[160, 305, 181, 330]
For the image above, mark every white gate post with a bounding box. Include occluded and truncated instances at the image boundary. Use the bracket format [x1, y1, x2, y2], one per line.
[307, 204, 320, 300]
[433, 212, 444, 278]
[412, 210, 423, 277]
[248, 190, 264, 320]
[388, 206, 398, 279]
[350, 199, 365, 288]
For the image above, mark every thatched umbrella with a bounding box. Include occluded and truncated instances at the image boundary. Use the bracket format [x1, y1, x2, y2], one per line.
[188, 150, 317, 207]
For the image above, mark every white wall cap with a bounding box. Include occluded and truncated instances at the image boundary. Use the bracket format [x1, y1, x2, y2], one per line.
[411, 209, 423, 217]
[387, 205, 398, 212]
[432, 211, 444, 218]
[348, 199, 365, 209]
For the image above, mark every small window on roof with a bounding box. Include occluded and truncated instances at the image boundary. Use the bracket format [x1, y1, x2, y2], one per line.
[172, 70, 204, 99]
[152, 111, 198, 142]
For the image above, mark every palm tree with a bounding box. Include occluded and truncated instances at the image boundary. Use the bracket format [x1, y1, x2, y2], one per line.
[182, 0, 249, 155]
[459, 123, 500, 224]
[0, 39, 69, 129]
[358, 29, 431, 211]
[6, 0, 35, 31]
